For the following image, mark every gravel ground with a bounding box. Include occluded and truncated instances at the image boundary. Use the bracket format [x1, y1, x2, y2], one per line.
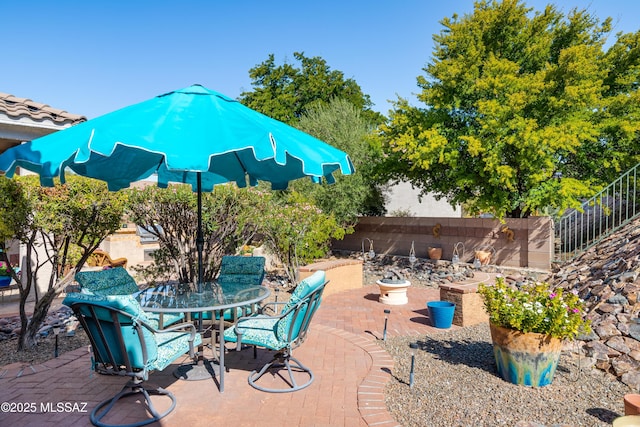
[381, 323, 631, 427]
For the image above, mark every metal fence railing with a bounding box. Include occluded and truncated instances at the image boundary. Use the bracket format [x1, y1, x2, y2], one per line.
[554, 162, 640, 263]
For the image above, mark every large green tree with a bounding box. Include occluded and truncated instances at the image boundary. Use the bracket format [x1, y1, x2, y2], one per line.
[378, 0, 640, 218]
[294, 98, 386, 222]
[239, 52, 384, 126]
[240, 54, 387, 220]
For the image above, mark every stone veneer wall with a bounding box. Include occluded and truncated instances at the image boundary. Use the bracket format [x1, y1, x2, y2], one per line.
[439, 283, 489, 327]
[331, 216, 553, 270]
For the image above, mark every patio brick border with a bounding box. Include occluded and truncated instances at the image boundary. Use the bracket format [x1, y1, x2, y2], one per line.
[315, 324, 401, 427]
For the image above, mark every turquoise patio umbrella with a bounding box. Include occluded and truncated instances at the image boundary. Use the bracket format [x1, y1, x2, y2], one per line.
[0, 84, 355, 285]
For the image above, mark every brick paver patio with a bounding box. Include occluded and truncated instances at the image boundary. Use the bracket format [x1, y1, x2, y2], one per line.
[0, 276, 494, 426]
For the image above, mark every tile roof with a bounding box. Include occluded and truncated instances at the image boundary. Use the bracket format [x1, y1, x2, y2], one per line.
[0, 92, 85, 125]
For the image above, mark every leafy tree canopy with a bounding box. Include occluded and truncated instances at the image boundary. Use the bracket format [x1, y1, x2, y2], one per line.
[293, 98, 386, 222]
[378, 0, 640, 218]
[0, 175, 126, 350]
[239, 52, 384, 126]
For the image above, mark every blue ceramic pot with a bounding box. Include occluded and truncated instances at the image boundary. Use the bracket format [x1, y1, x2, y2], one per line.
[0, 276, 11, 287]
[427, 301, 455, 328]
[489, 322, 562, 387]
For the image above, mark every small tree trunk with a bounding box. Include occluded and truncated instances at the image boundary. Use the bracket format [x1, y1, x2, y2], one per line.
[16, 269, 74, 351]
[18, 290, 57, 350]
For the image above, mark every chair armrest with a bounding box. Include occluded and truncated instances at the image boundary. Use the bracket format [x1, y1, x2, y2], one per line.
[154, 321, 197, 336]
[143, 320, 199, 358]
[233, 313, 284, 333]
[257, 301, 286, 314]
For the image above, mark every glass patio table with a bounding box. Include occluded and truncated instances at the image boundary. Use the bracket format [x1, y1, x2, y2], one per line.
[136, 282, 270, 392]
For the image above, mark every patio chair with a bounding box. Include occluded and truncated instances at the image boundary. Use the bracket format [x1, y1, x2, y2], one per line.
[75, 267, 184, 329]
[193, 255, 266, 333]
[217, 255, 266, 288]
[223, 270, 327, 393]
[63, 292, 202, 427]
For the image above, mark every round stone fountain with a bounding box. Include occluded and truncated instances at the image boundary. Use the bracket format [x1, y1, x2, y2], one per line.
[376, 270, 411, 305]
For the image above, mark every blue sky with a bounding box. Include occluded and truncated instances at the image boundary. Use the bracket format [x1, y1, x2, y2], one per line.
[2, 0, 640, 119]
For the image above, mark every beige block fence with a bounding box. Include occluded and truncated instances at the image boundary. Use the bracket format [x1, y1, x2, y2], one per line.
[331, 216, 554, 270]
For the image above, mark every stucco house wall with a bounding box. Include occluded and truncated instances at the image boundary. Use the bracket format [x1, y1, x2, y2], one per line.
[385, 181, 461, 217]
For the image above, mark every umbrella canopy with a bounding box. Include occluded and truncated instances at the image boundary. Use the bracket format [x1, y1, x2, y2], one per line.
[0, 84, 355, 287]
[0, 84, 354, 191]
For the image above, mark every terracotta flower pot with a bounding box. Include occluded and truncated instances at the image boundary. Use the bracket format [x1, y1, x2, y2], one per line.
[489, 322, 562, 387]
[474, 250, 492, 265]
[428, 247, 442, 260]
[625, 394, 640, 416]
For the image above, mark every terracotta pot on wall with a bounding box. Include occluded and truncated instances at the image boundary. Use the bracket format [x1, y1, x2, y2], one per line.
[428, 247, 442, 260]
[474, 250, 492, 265]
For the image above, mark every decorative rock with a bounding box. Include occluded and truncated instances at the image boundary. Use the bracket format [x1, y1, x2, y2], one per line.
[612, 354, 640, 376]
[620, 271, 638, 282]
[546, 216, 640, 387]
[621, 370, 640, 390]
[598, 303, 624, 314]
[609, 294, 629, 305]
[595, 322, 623, 339]
[584, 340, 618, 359]
[607, 336, 631, 354]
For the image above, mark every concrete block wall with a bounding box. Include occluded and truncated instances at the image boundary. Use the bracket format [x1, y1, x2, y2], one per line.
[331, 216, 553, 270]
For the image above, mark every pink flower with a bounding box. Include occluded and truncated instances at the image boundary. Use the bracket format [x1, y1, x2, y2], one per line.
[549, 293, 557, 299]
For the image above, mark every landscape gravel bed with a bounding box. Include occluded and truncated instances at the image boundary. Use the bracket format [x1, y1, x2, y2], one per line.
[381, 323, 631, 427]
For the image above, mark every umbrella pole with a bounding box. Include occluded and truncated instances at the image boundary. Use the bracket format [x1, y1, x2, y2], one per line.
[197, 172, 204, 292]
[196, 173, 205, 336]
[174, 172, 219, 383]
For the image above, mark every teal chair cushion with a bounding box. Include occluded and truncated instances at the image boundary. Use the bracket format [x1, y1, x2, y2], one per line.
[223, 316, 285, 350]
[217, 256, 265, 288]
[75, 267, 184, 328]
[192, 256, 265, 323]
[272, 271, 325, 340]
[283, 270, 326, 311]
[149, 312, 186, 329]
[151, 329, 201, 371]
[224, 270, 326, 349]
[75, 267, 139, 295]
[63, 293, 158, 368]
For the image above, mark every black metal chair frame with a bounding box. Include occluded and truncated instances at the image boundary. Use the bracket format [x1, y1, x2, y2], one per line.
[67, 300, 198, 427]
[234, 281, 327, 393]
